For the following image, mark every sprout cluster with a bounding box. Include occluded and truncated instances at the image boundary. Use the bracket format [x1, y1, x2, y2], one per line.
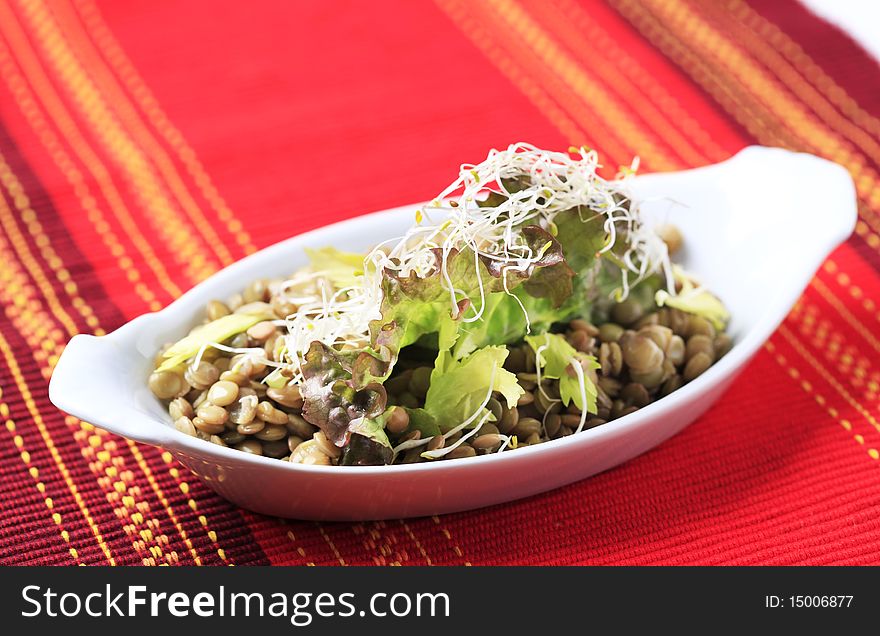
[276, 143, 671, 381]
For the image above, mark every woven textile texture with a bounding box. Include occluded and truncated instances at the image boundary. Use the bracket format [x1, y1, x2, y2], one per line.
[0, 0, 879, 565]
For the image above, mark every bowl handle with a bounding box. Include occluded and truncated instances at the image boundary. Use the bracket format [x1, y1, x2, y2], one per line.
[49, 333, 172, 447]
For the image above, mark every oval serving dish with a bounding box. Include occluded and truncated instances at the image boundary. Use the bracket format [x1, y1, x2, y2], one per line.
[48, 147, 856, 521]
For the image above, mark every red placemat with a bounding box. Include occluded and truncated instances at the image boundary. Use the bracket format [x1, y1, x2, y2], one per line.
[1, 0, 879, 565]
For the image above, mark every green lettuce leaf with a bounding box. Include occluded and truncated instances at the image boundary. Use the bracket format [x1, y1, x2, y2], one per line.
[355, 233, 565, 391]
[525, 332, 599, 414]
[451, 288, 564, 359]
[552, 206, 609, 273]
[263, 367, 289, 388]
[403, 407, 441, 438]
[398, 302, 454, 349]
[655, 266, 729, 330]
[423, 345, 524, 432]
[451, 292, 528, 360]
[305, 246, 366, 289]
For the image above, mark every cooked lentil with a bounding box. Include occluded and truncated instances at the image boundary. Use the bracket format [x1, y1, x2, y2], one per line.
[445, 445, 476, 460]
[206, 300, 230, 321]
[235, 439, 263, 455]
[386, 407, 410, 435]
[207, 380, 239, 407]
[184, 361, 219, 391]
[149, 371, 187, 399]
[192, 416, 224, 435]
[472, 433, 503, 450]
[256, 400, 288, 425]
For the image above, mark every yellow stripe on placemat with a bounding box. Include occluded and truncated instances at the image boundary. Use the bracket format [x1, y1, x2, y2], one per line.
[0, 154, 101, 337]
[316, 523, 348, 566]
[823, 260, 880, 327]
[595, 0, 880, 429]
[353, 522, 406, 566]
[778, 325, 880, 437]
[733, 1, 880, 142]
[436, 0, 590, 149]
[0, 163, 184, 565]
[550, 0, 729, 163]
[0, 162, 79, 340]
[484, 0, 677, 170]
[7, 1, 221, 283]
[46, 0, 249, 261]
[721, 0, 880, 158]
[691, 0, 880, 218]
[0, 3, 240, 564]
[789, 295, 880, 405]
[437, 0, 880, 460]
[280, 522, 315, 566]
[159, 450, 230, 564]
[0, 35, 179, 306]
[71, 0, 257, 255]
[614, 0, 880, 249]
[0, 156, 211, 563]
[0, 328, 81, 563]
[0, 3, 190, 300]
[0, 329, 115, 564]
[766, 340, 880, 463]
[126, 440, 202, 565]
[810, 278, 880, 357]
[68, 0, 412, 567]
[431, 515, 471, 565]
[400, 520, 434, 566]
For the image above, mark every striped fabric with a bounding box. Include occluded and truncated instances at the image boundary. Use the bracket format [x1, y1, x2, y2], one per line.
[1, 0, 879, 565]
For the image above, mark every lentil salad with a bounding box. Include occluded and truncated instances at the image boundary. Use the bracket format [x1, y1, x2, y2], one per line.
[148, 144, 730, 466]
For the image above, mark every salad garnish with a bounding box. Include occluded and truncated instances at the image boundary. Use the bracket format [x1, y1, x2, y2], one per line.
[152, 143, 729, 466]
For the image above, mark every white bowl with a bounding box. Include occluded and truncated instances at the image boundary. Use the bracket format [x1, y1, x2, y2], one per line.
[48, 147, 855, 521]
